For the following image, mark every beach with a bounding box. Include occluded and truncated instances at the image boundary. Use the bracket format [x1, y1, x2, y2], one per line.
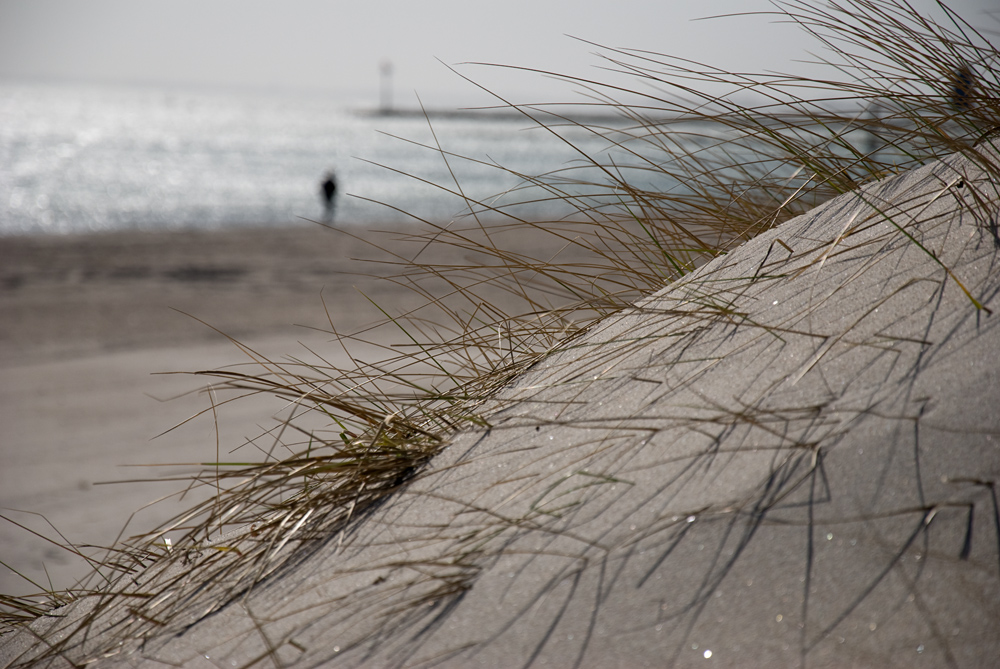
[4, 151, 998, 668]
[0, 223, 413, 596]
[5, 0, 1000, 663]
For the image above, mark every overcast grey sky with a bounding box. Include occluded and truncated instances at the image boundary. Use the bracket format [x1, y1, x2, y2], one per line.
[0, 1, 995, 107]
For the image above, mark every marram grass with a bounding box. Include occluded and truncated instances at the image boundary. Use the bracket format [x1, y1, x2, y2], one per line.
[2, 0, 998, 663]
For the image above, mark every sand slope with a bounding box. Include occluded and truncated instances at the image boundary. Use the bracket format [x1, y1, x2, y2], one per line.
[4, 153, 1000, 667]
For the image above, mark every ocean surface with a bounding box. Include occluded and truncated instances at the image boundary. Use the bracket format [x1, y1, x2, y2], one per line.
[0, 81, 649, 236]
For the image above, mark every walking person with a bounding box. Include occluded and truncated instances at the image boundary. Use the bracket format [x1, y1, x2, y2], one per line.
[320, 171, 337, 220]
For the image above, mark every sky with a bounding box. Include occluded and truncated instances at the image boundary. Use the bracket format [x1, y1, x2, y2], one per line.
[0, 0, 996, 108]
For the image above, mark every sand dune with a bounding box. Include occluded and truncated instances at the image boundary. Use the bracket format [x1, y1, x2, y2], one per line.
[4, 152, 1000, 666]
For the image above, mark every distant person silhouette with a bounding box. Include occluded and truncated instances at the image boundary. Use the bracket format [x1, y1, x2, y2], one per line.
[320, 171, 337, 220]
[950, 65, 975, 112]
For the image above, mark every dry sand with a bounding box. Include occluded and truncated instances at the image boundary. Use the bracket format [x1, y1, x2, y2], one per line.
[0, 220, 594, 600]
[0, 223, 412, 597]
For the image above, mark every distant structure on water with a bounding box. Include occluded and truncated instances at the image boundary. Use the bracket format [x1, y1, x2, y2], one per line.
[380, 60, 394, 114]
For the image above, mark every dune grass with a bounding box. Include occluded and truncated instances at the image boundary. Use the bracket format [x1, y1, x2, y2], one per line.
[2, 0, 998, 664]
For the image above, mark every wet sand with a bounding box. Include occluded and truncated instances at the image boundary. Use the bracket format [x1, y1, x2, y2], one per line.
[0, 224, 408, 365]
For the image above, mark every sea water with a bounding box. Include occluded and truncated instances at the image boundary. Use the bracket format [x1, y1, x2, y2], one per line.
[0, 81, 646, 236]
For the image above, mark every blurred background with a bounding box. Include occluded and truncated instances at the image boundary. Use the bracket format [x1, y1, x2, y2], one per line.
[1, 0, 992, 235]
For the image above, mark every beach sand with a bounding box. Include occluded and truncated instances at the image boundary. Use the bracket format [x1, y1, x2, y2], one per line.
[4, 150, 1000, 666]
[0, 223, 416, 596]
[0, 219, 605, 599]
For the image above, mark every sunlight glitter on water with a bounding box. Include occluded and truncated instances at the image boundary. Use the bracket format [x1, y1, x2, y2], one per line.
[1, 82, 727, 235]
